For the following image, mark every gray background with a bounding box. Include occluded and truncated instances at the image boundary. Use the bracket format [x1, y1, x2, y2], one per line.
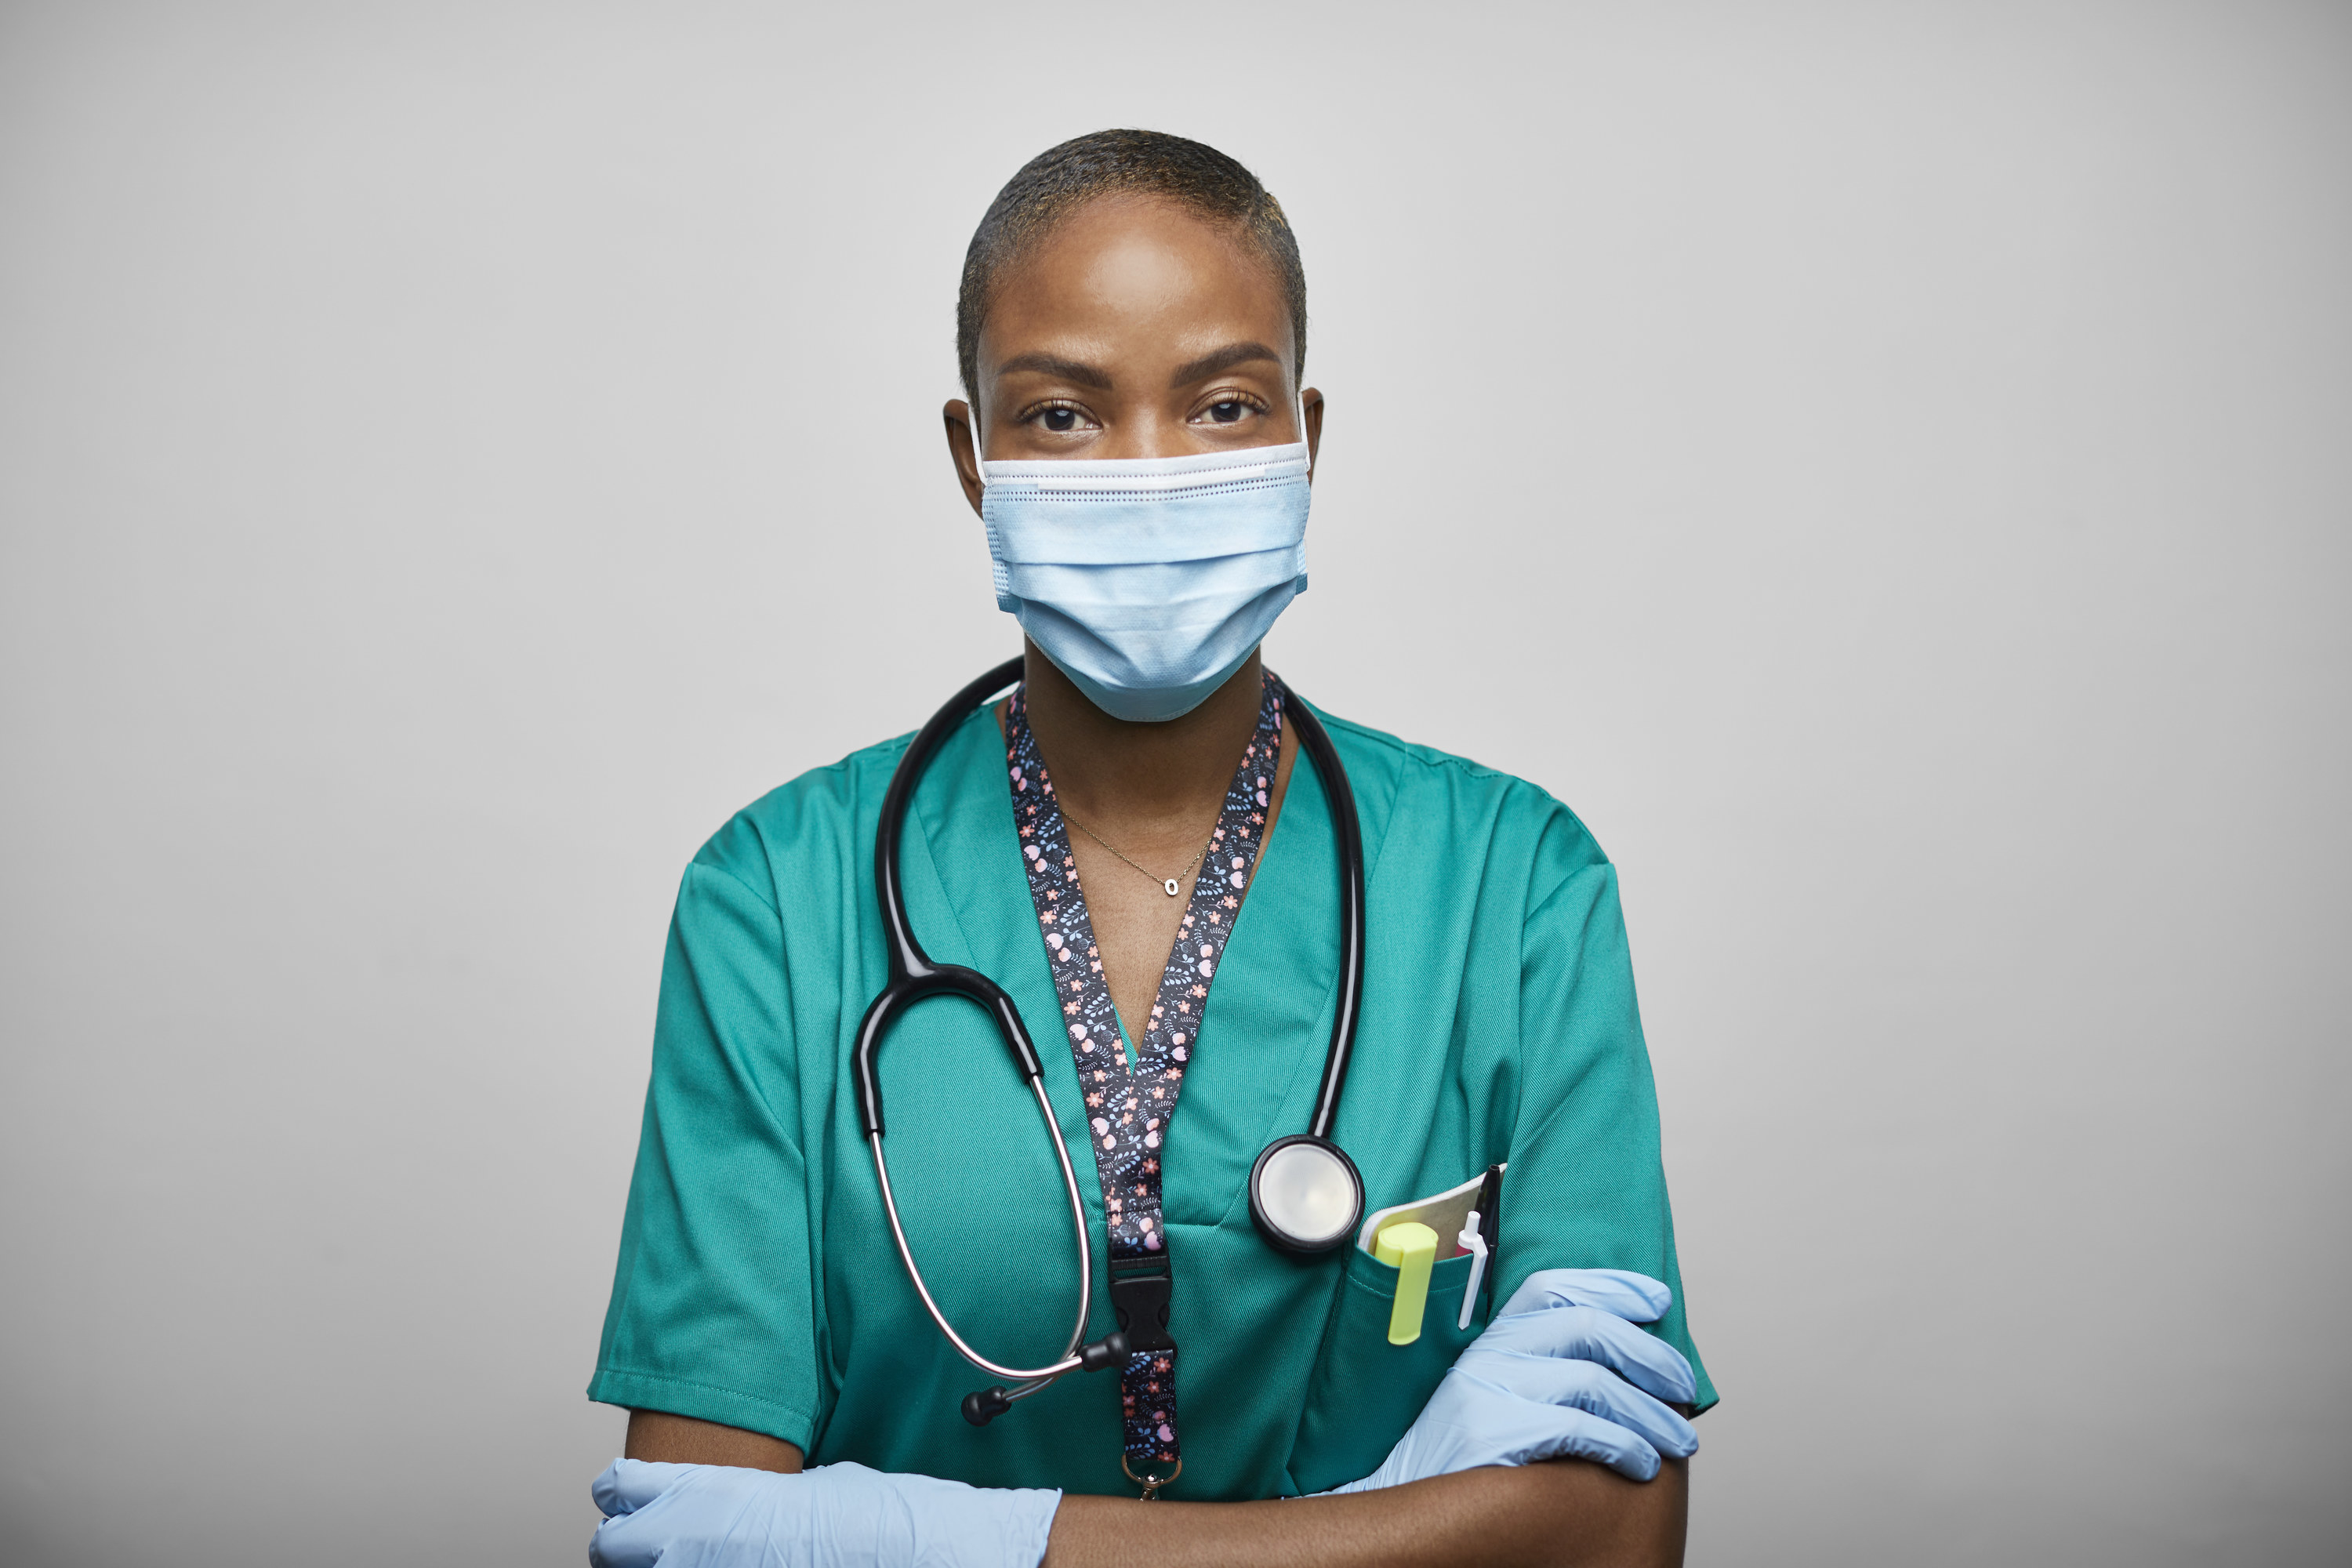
[2, 2, 2346, 1563]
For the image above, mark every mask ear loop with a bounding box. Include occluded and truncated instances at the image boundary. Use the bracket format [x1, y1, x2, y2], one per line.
[967, 400, 989, 492]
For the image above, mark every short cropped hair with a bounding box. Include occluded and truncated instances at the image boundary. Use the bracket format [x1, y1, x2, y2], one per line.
[956, 129, 1307, 404]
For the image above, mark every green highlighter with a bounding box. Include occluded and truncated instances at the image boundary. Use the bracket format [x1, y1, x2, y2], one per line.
[1374, 1221, 1440, 1345]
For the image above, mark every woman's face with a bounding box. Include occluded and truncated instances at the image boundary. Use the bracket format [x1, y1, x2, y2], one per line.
[948, 194, 1323, 510]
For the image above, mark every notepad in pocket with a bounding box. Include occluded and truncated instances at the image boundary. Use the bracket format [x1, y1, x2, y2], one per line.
[1355, 1164, 1503, 1257]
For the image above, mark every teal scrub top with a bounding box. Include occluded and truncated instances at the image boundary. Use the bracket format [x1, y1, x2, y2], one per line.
[590, 697, 1716, 1500]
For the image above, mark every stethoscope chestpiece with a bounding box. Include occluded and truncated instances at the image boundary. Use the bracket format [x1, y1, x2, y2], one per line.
[1247, 1134, 1364, 1254]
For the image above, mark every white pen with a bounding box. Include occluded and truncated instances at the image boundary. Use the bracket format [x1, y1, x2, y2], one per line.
[1457, 1210, 1490, 1330]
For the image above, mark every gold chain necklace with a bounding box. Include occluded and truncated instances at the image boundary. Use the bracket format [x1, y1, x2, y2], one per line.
[1062, 808, 1216, 898]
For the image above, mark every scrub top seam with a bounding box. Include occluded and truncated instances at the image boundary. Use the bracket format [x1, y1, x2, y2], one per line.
[685, 852, 783, 917]
[1316, 712, 1510, 779]
[1515, 789, 1614, 905]
[1319, 713, 1606, 851]
[709, 733, 918, 909]
[819, 731, 916, 776]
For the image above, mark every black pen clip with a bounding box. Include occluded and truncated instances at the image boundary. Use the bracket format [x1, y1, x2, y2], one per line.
[1474, 1163, 1504, 1311]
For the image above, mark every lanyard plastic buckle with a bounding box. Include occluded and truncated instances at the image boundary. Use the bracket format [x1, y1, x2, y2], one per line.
[1108, 1259, 1175, 1353]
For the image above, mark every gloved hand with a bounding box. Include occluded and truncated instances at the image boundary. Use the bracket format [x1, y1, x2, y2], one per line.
[589, 1457, 1060, 1568]
[1330, 1267, 1700, 1492]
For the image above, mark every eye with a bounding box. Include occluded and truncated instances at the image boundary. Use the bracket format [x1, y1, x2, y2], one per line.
[1191, 393, 1268, 427]
[1018, 399, 1096, 434]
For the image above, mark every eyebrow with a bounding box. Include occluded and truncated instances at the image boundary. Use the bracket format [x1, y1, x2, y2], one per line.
[1168, 341, 1283, 388]
[993, 351, 1114, 390]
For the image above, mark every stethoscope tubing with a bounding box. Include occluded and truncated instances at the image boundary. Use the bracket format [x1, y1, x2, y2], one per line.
[855, 655, 1094, 1396]
[865, 1076, 1094, 1391]
[853, 655, 1033, 1141]
[1279, 695, 1365, 1145]
[855, 655, 1370, 1413]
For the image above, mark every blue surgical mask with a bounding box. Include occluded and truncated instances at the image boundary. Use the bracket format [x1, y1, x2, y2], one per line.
[975, 427, 1312, 722]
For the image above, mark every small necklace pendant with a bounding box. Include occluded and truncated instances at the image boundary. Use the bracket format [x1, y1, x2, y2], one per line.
[1163, 877, 1181, 898]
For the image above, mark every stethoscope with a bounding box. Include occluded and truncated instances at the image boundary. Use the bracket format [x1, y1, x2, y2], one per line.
[852, 655, 1368, 1425]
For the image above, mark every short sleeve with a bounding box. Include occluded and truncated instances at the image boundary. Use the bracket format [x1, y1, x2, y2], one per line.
[587, 857, 822, 1446]
[1503, 809, 1719, 1413]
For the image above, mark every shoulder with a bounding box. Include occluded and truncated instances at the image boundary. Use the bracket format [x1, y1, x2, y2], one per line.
[1305, 702, 1612, 900]
[681, 728, 924, 911]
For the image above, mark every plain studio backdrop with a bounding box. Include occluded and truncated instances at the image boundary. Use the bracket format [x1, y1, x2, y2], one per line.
[2, 2, 2347, 1563]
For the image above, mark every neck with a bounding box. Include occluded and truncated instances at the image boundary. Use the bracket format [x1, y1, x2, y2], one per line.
[1020, 641, 1262, 847]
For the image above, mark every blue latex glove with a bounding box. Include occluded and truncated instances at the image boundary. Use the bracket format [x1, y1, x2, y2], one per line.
[590, 1457, 1060, 1568]
[1330, 1268, 1700, 1492]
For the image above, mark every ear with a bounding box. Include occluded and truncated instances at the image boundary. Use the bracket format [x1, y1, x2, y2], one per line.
[1301, 387, 1326, 482]
[943, 400, 984, 517]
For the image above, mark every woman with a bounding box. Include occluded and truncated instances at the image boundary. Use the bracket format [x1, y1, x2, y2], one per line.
[587, 130, 1715, 1567]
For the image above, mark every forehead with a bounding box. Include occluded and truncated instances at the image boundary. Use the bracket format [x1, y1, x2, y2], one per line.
[982, 195, 1293, 369]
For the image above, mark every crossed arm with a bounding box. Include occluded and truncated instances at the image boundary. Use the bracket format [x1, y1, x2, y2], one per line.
[624, 1410, 1687, 1568]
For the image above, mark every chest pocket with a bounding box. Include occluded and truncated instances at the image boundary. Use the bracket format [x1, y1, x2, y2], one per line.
[1284, 1243, 1486, 1494]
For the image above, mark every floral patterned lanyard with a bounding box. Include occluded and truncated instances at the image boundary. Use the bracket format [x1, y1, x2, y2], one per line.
[1004, 672, 1286, 1497]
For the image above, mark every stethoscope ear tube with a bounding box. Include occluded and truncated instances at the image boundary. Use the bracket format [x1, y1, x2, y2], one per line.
[1283, 697, 1365, 1145]
[854, 655, 1027, 1138]
[964, 1330, 1131, 1427]
[1242, 695, 1369, 1254]
[854, 968, 1045, 1139]
[860, 655, 1121, 1413]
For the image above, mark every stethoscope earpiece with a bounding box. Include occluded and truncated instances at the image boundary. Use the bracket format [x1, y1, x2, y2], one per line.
[960, 1386, 1013, 1427]
[960, 1329, 1131, 1426]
